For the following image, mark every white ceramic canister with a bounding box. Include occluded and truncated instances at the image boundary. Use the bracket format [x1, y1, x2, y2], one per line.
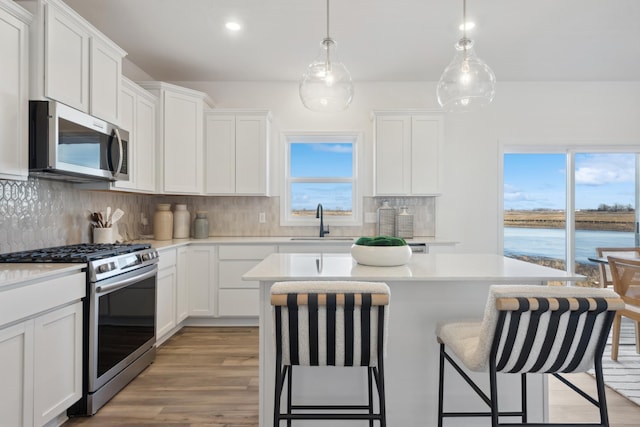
[193, 211, 209, 239]
[173, 204, 190, 238]
[153, 203, 173, 240]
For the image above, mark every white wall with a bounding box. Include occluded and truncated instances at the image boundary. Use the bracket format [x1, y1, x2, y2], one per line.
[173, 80, 640, 253]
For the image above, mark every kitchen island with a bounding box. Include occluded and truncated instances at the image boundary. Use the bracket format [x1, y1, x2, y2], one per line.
[243, 252, 585, 427]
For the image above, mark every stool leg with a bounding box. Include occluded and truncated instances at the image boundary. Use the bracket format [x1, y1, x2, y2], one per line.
[274, 364, 283, 427]
[438, 343, 445, 427]
[594, 356, 610, 427]
[368, 367, 374, 427]
[287, 366, 292, 427]
[521, 373, 527, 423]
[489, 363, 499, 427]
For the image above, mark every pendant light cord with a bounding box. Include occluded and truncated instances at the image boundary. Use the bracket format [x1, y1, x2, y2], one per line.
[325, 0, 332, 71]
[326, 0, 330, 40]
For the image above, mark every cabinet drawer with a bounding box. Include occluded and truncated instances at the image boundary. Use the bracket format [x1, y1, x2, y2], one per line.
[219, 261, 260, 289]
[157, 248, 177, 270]
[218, 289, 259, 317]
[218, 245, 276, 260]
[0, 272, 85, 328]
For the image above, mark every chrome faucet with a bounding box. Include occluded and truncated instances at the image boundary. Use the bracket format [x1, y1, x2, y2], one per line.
[316, 203, 330, 238]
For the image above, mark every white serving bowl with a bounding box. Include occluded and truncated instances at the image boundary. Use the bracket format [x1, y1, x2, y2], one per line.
[350, 244, 412, 267]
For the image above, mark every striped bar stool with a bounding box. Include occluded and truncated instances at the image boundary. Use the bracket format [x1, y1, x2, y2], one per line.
[436, 285, 624, 427]
[270, 281, 390, 426]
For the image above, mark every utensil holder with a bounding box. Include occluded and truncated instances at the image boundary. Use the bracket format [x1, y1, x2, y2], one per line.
[93, 227, 114, 244]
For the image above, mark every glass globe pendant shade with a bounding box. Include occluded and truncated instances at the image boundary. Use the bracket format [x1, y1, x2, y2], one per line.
[436, 38, 496, 112]
[299, 38, 354, 112]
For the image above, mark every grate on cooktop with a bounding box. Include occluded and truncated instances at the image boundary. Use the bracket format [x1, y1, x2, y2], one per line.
[0, 243, 152, 263]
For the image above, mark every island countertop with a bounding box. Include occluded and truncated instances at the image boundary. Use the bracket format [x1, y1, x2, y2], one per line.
[247, 252, 585, 427]
[243, 252, 585, 283]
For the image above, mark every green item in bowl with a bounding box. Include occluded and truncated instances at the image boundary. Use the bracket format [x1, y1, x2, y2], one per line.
[355, 236, 407, 246]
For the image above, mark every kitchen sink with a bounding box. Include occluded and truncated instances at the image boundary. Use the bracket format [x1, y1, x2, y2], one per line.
[289, 237, 354, 241]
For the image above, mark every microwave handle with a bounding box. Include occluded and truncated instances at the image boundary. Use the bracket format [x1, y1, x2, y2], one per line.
[112, 128, 124, 178]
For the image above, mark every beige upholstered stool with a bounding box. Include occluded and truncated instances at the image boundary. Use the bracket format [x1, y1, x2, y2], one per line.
[436, 285, 623, 427]
[270, 280, 390, 426]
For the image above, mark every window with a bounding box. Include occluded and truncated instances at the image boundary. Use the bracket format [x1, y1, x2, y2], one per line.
[502, 147, 640, 286]
[282, 132, 361, 225]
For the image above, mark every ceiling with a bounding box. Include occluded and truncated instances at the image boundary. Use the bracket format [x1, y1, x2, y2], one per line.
[62, 0, 640, 82]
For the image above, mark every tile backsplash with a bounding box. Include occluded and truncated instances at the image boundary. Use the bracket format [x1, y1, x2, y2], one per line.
[0, 178, 436, 253]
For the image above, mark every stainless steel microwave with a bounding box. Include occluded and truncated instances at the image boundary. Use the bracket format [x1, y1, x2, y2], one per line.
[29, 100, 130, 182]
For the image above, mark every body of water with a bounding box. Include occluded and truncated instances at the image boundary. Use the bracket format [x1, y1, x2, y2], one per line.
[504, 227, 637, 264]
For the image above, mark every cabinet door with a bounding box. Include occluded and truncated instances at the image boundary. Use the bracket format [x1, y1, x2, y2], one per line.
[156, 265, 177, 340]
[187, 246, 216, 316]
[218, 289, 259, 317]
[176, 247, 189, 323]
[410, 115, 443, 195]
[162, 91, 203, 194]
[235, 115, 268, 194]
[114, 82, 136, 191]
[0, 6, 29, 180]
[375, 115, 411, 195]
[204, 114, 236, 194]
[33, 302, 82, 427]
[45, 3, 90, 112]
[0, 321, 33, 427]
[90, 36, 121, 123]
[135, 94, 157, 192]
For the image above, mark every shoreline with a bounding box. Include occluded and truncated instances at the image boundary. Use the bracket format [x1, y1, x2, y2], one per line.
[504, 210, 635, 232]
[507, 254, 600, 287]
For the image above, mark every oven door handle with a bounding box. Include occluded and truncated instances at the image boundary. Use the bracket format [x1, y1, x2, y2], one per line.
[95, 267, 157, 294]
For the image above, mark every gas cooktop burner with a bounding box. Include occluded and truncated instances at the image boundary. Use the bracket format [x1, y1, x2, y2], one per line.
[0, 243, 152, 263]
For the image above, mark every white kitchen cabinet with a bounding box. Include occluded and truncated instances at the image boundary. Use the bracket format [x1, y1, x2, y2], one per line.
[156, 247, 180, 344]
[373, 111, 444, 196]
[204, 110, 271, 195]
[113, 78, 157, 193]
[138, 81, 210, 195]
[0, 321, 33, 427]
[0, 1, 31, 181]
[0, 269, 84, 427]
[217, 245, 276, 317]
[176, 246, 189, 323]
[33, 302, 82, 427]
[187, 246, 216, 317]
[20, 0, 126, 122]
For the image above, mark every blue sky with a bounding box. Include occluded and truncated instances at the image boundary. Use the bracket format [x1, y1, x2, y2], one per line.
[290, 142, 353, 211]
[504, 153, 637, 210]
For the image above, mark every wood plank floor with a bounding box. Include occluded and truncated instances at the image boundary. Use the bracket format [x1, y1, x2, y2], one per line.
[63, 326, 640, 426]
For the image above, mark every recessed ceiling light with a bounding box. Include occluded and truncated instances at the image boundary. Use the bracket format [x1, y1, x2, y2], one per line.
[225, 22, 242, 31]
[459, 21, 475, 31]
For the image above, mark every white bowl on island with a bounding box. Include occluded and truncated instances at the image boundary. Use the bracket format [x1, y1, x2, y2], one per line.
[350, 243, 412, 267]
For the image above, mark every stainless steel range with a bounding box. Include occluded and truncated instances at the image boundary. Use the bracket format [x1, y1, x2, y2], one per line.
[0, 243, 159, 416]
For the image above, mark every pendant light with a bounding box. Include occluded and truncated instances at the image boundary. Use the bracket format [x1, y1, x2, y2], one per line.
[299, 0, 353, 112]
[437, 0, 496, 112]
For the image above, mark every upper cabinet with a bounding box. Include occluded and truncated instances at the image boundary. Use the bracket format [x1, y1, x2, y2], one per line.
[19, 0, 125, 123]
[138, 81, 210, 195]
[373, 110, 444, 196]
[113, 78, 157, 193]
[204, 110, 271, 196]
[0, 0, 31, 181]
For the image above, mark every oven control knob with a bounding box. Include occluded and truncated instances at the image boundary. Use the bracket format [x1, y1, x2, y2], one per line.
[141, 253, 151, 261]
[97, 262, 115, 273]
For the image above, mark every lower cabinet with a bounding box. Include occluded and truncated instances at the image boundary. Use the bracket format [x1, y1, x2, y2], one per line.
[187, 246, 216, 317]
[217, 245, 276, 317]
[156, 247, 188, 345]
[0, 301, 82, 427]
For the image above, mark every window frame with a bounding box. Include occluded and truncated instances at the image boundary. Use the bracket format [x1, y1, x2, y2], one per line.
[280, 131, 363, 227]
[499, 141, 640, 274]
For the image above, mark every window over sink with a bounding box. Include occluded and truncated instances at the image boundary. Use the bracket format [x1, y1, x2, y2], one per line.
[282, 132, 362, 226]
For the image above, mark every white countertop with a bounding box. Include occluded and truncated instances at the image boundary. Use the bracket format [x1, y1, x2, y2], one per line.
[0, 264, 85, 289]
[243, 252, 585, 282]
